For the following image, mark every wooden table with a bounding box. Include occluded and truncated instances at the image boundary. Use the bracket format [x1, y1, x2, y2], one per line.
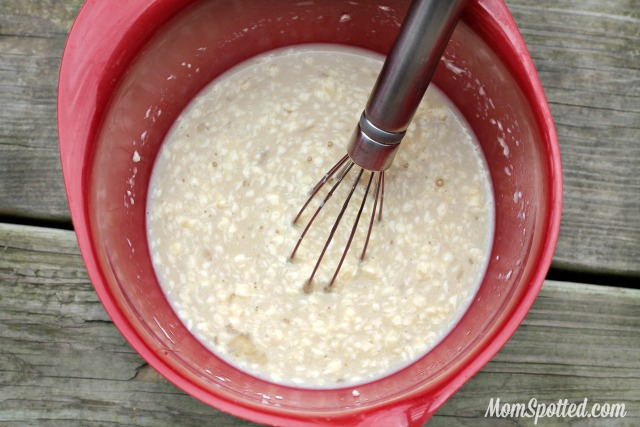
[1, 0, 638, 425]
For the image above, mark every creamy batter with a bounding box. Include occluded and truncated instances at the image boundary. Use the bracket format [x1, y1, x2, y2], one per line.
[147, 45, 494, 387]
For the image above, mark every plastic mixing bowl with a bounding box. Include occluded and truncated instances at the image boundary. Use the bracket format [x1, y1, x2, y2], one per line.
[58, 0, 562, 425]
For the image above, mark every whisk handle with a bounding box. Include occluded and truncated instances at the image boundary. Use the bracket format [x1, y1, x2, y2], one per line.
[368, 0, 467, 132]
[347, 0, 467, 171]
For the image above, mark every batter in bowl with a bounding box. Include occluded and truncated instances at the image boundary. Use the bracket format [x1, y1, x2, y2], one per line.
[146, 45, 494, 387]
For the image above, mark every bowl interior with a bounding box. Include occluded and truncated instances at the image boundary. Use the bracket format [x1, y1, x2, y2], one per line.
[60, 0, 560, 425]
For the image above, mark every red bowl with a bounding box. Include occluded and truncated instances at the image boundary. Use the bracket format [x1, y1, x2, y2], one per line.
[58, 0, 562, 425]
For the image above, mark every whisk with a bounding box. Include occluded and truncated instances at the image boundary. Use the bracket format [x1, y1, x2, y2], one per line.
[291, 0, 468, 292]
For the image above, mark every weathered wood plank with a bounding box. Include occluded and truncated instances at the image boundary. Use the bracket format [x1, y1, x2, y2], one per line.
[431, 280, 640, 426]
[0, 0, 84, 222]
[1, 223, 638, 426]
[0, 0, 638, 274]
[505, 0, 640, 276]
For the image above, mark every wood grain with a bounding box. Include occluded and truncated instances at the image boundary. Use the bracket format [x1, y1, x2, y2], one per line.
[1, 223, 638, 426]
[0, 0, 84, 222]
[505, 0, 640, 276]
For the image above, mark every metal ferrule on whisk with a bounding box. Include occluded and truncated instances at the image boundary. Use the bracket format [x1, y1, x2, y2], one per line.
[347, 113, 405, 172]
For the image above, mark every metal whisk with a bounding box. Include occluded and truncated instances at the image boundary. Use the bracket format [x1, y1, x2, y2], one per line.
[291, 0, 467, 292]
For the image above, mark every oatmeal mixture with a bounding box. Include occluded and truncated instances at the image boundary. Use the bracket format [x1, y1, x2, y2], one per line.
[147, 46, 494, 387]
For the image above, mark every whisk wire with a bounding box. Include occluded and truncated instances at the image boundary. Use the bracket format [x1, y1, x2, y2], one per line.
[360, 171, 384, 261]
[292, 154, 386, 292]
[378, 171, 385, 222]
[302, 165, 362, 293]
[291, 157, 354, 260]
[326, 170, 375, 290]
[293, 154, 349, 224]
